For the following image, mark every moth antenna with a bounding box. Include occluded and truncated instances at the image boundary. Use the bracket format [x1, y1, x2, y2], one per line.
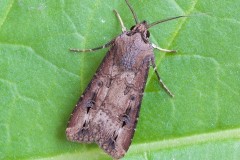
[147, 16, 187, 29]
[125, 0, 139, 24]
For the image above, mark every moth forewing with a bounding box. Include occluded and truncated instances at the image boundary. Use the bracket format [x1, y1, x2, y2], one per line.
[66, 32, 152, 158]
[66, 0, 186, 159]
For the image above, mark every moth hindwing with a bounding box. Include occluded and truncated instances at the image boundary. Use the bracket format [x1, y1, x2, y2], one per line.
[66, 0, 186, 159]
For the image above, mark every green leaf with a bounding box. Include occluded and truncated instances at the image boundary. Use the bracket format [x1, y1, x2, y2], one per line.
[0, 0, 240, 159]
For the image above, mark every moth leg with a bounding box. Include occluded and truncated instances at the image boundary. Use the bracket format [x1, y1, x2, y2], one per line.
[70, 40, 114, 52]
[150, 57, 174, 97]
[152, 43, 176, 53]
[113, 10, 127, 32]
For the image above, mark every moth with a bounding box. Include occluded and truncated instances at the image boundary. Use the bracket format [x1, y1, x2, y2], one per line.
[66, 0, 185, 159]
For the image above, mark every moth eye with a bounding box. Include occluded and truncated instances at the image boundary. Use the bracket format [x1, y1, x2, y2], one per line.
[130, 25, 135, 30]
[146, 30, 150, 38]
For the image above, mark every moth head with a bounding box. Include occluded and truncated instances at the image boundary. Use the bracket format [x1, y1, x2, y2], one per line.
[125, 0, 186, 41]
[130, 20, 150, 38]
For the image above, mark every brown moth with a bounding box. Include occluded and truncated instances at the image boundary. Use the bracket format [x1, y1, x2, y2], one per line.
[66, 0, 185, 159]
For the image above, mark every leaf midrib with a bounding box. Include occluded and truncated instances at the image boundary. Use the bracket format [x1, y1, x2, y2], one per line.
[129, 127, 240, 154]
